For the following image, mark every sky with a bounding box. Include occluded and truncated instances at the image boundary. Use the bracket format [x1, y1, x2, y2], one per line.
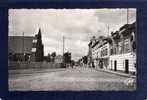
[9, 9, 136, 61]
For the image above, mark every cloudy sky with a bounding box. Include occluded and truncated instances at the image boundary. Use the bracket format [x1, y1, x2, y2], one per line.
[9, 9, 136, 61]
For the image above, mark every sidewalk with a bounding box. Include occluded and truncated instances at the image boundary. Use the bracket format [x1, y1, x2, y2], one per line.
[95, 68, 136, 78]
[9, 68, 67, 75]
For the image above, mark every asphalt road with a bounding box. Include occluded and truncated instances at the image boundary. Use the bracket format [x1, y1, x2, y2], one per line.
[9, 67, 136, 91]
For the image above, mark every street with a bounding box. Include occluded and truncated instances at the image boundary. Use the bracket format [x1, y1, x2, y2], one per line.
[9, 67, 136, 91]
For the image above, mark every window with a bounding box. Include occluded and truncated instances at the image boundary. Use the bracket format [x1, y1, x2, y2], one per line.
[118, 41, 123, 54]
[113, 47, 116, 55]
[100, 48, 108, 57]
[101, 50, 103, 57]
[124, 39, 130, 53]
[32, 48, 36, 52]
[32, 39, 37, 43]
[111, 49, 113, 55]
[105, 48, 108, 56]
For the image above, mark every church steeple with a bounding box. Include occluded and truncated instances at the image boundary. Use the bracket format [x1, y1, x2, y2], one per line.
[37, 27, 42, 38]
[32, 26, 44, 62]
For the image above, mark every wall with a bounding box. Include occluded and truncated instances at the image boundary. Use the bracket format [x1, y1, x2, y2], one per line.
[8, 62, 63, 70]
[108, 52, 136, 72]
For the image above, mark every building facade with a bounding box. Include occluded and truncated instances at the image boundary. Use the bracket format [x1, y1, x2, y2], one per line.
[55, 55, 63, 63]
[100, 38, 111, 69]
[31, 28, 44, 62]
[9, 28, 44, 62]
[88, 22, 136, 74]
[90, 36, 111, 69]
[108, 22, 136, 74]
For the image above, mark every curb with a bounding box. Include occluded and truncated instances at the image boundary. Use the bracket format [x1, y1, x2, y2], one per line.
[9, 68, 67, 74]
[95, 68, 136, 78]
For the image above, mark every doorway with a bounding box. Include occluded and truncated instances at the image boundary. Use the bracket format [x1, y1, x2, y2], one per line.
[114, 60, 117, 71]
[125, 59, 129, 73]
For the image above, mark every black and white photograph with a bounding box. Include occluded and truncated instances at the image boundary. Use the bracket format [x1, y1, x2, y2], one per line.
[8, 9, 136, 91]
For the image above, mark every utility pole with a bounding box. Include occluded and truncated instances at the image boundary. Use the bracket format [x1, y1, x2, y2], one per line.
[22, 32, 24, 61]
[107, 25, 109, 37]
[63, 36, 65, 55]
[63, 36, 65, 63]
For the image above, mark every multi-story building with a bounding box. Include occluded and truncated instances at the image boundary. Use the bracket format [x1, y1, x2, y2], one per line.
[87, 22, 136, 74]
[88, 36, 111, 69]
[8, 27, 44, 62]
[99, 37, 111, 69]
[108, 22, 136, 74]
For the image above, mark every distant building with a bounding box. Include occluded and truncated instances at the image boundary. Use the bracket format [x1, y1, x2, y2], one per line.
[55, 55, 63, 63]
[99, 37, 112, 69]
[89, 36, 111, 69]
[8, 28, 44, 62]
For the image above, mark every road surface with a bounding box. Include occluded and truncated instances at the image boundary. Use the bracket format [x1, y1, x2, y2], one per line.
[9, 67, 136, 91]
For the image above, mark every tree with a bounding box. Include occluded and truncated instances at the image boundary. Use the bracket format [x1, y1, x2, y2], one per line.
[51, 52, 56, 63]
[63, 52, 71, 64]
[83, 56, 88, 64]
[47, 53, 51, 62]
[71, 60, 75, 67]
